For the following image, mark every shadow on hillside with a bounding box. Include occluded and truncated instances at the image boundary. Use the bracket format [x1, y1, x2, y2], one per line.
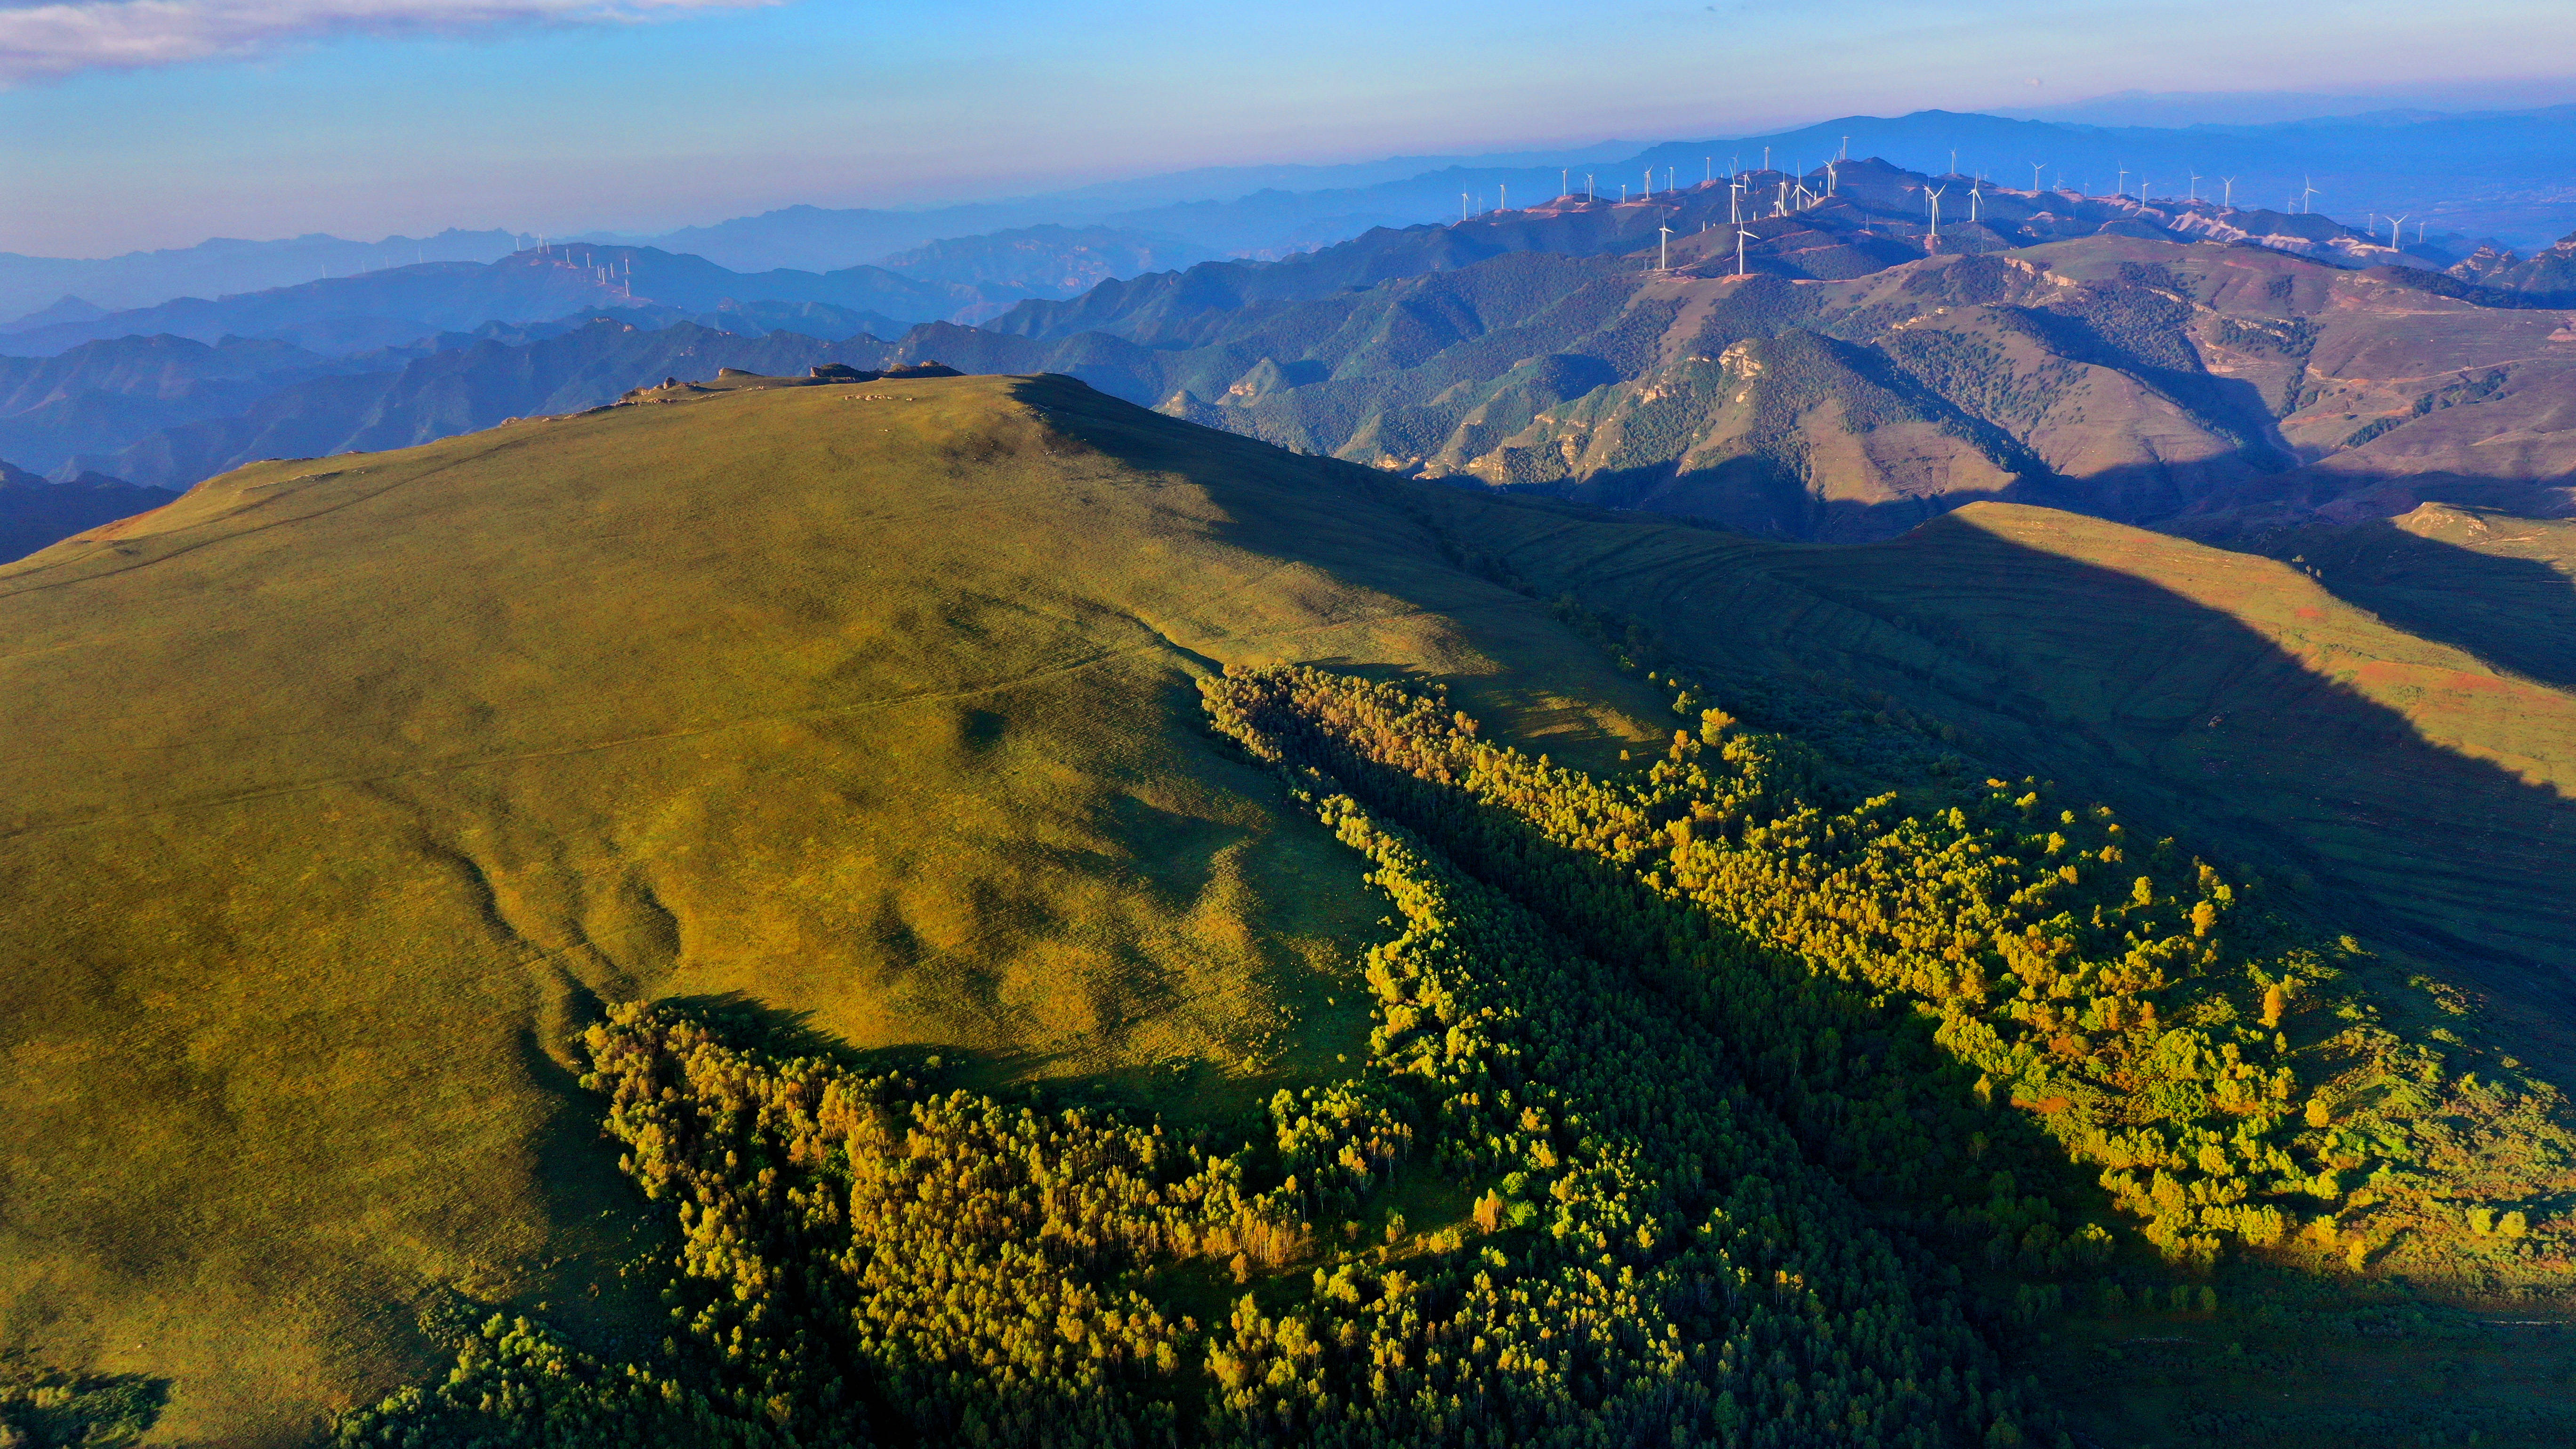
[1015, 372, 2576, 1060]
[0, 1364, 167, 1449]
[1538, 452, 2302, 546]
[2278, 516, 2576, 696]
[1781, 521, 2576, 1021]
[659, 991, 898, 1068]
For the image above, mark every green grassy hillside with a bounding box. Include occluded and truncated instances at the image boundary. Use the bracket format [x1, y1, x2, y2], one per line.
[0, 373, 1662, 1444]
[7, 373, 2573, 1447]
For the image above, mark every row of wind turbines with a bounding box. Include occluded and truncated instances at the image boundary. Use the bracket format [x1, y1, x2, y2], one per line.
[1448, 141, 2416, 274]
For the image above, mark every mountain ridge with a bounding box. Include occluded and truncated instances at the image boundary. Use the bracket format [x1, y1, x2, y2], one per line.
[19, 101, 2575, 329]
[43, 166, 2569, 542]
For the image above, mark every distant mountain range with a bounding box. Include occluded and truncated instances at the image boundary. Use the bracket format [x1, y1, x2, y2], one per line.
[607, 141, 1651, 272]
[601, 105, 2576, 282]
[0, 229, 518, 323]
[10, 103, 2574, 339]
[0, 246, 1018, 358]
[0, 303, 924, 482]
[27, 155, 2572, 555]
[872, 225, 1218, 297]
[55, 319, 884, 489]
[0, 144, 1650, 327]
[866, 176, 2575, 542]
[0, 457, 175, 561]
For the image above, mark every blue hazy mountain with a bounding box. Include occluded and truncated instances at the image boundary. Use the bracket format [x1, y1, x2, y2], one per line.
[0, 246, 998, 359]
[0, 229, 519, 326]
[10, 106, 2569, 336]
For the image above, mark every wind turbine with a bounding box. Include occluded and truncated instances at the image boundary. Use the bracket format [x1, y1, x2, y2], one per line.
[1968, 179, 1981, 223]
[1731, 179, 1744, 224]
[1926, 184, 1946, 242]
[1588, 173, 1595, 201]
[2390, 214, 2408, 248]
[1658, 225, 1674, 271]
[1763, 145, 1771, 173]
[1462, 193, 1470, 223]
[1839, 135, 1850, 160]
[2116, 164, 2128, 197]
[2188, 170, 2201, 202]
[2301, 176, 2318, 212]
[1736, 225, 1747, 276]
[2220, 176, 2236, 207]
[2029, 161, 2048, 193]
[1562, 167, 1569, 200]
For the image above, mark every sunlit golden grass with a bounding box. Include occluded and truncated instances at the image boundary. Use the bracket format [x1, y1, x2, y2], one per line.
[0, 373, 1662, 1443]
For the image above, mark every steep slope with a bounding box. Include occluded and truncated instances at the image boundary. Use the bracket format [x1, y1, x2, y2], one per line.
[942, 241, 2266, 539]
[0, 373, 1661, 1444]
[2466, 229, 2576, 305]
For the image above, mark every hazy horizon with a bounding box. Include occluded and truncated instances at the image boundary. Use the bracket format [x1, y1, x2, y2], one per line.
[6, 0, 2576, 258]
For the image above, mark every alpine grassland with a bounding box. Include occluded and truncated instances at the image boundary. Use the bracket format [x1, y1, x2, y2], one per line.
[0, 373, 1660, 1444]
[3, 374, 2570, 1447]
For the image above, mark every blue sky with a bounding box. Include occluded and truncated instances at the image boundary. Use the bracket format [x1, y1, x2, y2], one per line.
[5, 0, 2574, 256]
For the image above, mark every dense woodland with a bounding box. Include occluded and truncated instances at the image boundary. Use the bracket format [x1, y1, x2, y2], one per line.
[333, 652, 2575, 1448]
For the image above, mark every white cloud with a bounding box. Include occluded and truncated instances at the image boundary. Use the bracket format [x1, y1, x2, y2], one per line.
[0, 0, 787, 82]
